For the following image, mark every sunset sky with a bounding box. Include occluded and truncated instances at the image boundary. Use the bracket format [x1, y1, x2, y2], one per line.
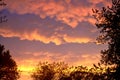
[0, 0, 111, 80]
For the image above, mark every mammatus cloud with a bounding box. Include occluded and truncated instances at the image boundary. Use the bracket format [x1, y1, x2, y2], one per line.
[0, 28, 62, 45]
[0, 0, 111, 45]
[0, 28, 94, 45]
[4, 0, 110, 28]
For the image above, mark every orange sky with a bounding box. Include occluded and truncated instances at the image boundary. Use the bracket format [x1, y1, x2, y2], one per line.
[0, 0, 111, 79]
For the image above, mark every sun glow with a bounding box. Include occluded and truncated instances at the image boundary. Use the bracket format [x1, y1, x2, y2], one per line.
[18, 65, 34, 80]
[18, 65, 34, 73]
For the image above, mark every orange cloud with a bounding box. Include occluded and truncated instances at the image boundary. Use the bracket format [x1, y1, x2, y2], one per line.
[0, 28, 94, 45]
[64, 53, 101, 67]
[89, 0, 104, 4]
[63, 34, 92, 43]
[89, 0, 111, 5]
[5, 0, 108, 28]
[0, 28, 63, 45]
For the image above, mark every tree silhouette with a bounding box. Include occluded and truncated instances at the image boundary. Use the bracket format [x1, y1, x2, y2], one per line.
[93, 0, 120, 79]
[0, 44, 19, 80]
[31, 62, 68, 80]
[31, 62, 109, 80]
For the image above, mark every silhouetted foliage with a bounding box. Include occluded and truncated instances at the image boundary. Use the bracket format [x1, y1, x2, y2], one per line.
[70, 65, 107, 80]
[60, 76, 72, 80]
[31, 62, 69, 80]
[0, 44, 19, 80]
[93, 0, 120, 79]
[31, 62, 109, 80]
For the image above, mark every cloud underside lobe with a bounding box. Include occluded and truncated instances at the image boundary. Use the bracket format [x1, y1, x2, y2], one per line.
[0, 0, 111, 45]
[5, 0, 110, 28]
[0, 28, 92, 45]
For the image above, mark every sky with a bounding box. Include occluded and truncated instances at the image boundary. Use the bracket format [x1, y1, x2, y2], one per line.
[0, 0, 111, 80]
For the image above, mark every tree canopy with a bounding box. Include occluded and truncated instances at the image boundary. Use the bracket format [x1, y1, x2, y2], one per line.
[0, 44, 19, 80]
[31, 62, 69, 80]
[93, 0, 120, 79]
[31, 62, 109, 80]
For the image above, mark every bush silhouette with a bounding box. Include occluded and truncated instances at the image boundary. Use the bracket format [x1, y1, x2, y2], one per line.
[0, 44, 19, 80]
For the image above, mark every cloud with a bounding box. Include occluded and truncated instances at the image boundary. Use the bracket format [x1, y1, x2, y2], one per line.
[63, 34, 92, 43]
[0, 27, 95, 45]
[0, 28, 62, 45]
[0, 10, 97, 45]
[0, 0, 110, 45]
[16, 51, 100, 70]
[89, 0, 111, 5]
[4, 0, 110, 28]
[0, 34, 106, 69]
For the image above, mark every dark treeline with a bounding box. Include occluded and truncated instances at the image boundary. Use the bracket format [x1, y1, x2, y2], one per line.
[93, 0, 120, 80]
[0, 44, 19, 80]
[0, 43, 116, 80]
[0, 44, 116, 80]
[31, 62, 114, 80]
